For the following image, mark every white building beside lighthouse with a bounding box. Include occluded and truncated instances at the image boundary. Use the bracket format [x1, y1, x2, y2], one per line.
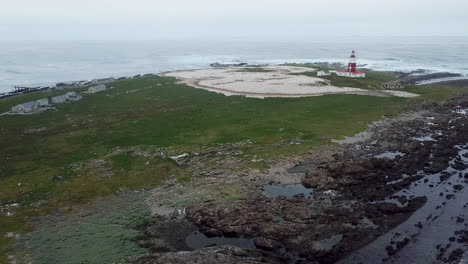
[336, 71, 366, 78]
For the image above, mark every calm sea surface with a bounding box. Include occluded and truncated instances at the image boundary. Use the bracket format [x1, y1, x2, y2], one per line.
[1, 36, 468, 93]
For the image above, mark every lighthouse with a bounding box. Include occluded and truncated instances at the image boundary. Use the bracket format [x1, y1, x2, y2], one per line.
[336, 50, 366, 78]
[348, 50, 357, 73]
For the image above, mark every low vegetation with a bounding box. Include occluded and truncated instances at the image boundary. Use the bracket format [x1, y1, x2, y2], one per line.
[319, 71, 397, 89]
[19, 192, 151, 264]
[0, 71, 465, 263]
[286, 62, 401, 89]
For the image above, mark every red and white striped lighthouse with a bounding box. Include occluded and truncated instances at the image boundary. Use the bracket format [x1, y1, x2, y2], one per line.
[347, 50, 357, 73]
[336, 50, 366, 78]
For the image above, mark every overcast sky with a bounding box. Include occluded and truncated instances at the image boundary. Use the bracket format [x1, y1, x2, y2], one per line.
[2, 0, 467, 40]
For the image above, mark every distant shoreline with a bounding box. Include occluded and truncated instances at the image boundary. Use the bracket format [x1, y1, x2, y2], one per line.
[1, 63, 467, 100]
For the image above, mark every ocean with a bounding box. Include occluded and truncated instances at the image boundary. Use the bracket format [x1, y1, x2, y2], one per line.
[1, 36, 468, 93]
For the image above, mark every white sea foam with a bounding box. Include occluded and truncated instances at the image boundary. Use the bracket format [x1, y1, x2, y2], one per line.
[1, 37, 467, 93]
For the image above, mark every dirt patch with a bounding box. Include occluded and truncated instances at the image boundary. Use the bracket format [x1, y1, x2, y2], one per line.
[164, 66, 419, 98]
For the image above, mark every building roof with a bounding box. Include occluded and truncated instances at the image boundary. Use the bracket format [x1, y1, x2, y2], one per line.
[18, 101, 39, 107]
[337, 70, 365, 74]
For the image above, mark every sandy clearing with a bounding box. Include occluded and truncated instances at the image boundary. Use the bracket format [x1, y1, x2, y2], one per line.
[164, 66, 419, 98]
[381, 90, 420, 98]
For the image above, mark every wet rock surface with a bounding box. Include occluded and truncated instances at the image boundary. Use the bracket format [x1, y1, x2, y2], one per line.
[126, 246, 283, 264]
[394, 71, 463, 85]
[128, 94, 468, 263]
[186, 195, 425, 263]
[260, 184, 313, 199]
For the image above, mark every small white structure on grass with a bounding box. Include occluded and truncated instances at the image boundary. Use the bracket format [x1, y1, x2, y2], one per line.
[36, 98, 50, 107]
[51, 94, 69, 104]
[11, 101, 40, 114]
[317, 70, 331, 76]
[65, 92, 83, 102]
[336, 71, 366, 78]
[91, 78, 115, 85]
[87, 84, 106, 94]
[51, 91, 82, 104]
[9, 91, 83, 115]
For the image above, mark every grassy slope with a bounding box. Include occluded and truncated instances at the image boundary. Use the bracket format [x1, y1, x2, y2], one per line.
[0, 75, 410, 204]
[0, 73, 465, 263]
[19, 192, 151, 264]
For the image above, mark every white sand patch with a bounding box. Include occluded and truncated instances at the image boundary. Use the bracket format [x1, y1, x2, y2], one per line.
[164, 66, 419, 99]
[381, 90, 420, 98]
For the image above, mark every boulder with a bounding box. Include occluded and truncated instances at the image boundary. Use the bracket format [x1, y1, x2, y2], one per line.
[380, 81, 405, 90]
[302, 170, 335, 188]
[254, 237, 282, 251]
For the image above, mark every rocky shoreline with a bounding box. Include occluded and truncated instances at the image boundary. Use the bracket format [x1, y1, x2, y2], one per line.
[126, 92, 468, 263]
[2, 63, 467, 100]
[0, 75, 144, 100]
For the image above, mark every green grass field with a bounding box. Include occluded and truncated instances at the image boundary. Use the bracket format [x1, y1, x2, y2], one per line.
[292, 70, 397, 89]
[0, 75, 409, 204]
[19, 192, 152, 264]
[0, 72, 465, 263]
[321, 71, 398, 89]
